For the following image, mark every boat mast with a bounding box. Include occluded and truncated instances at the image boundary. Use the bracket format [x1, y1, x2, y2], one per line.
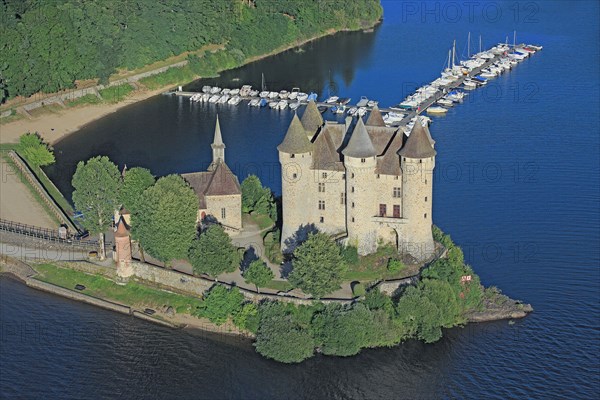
[479, 35, 482, 53]
[467, 32, 471, 58]
[448, 49, 451, 70]
[452, 40, 456, 67]
[513, 30, 517, 48]
[261, 73, 266, 91]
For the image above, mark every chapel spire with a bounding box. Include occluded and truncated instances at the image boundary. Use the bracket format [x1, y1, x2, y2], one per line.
[211, 114, 225, 163]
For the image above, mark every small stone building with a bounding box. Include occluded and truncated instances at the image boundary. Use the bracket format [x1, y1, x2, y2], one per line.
[182, 116, 242, 234]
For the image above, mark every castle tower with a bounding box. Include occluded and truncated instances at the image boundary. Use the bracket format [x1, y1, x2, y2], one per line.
[114, 216, 134, 280]
[342, 118, 379, 255]
[278, 113, 314, 251]
[365, 105, 386, 127]
[301, 100, 324, 140]
[211, 114, 225, 164]
[398, 116, 436, 261]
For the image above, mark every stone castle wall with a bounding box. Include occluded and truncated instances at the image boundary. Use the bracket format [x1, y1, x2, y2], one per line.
[206, 194, 242, 231]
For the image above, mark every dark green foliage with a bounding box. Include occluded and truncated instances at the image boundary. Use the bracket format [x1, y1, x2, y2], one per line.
[241, 175, 277, 221]
[134, 175, 198, 262]
[341, 245, 359, 265]
[232, 302, 260, 333]
[71, 156, 120, 234]
[119, 167, 155, 215]
[243, 259, 274, 292]
[395, 286, 443, 343]
[17, 133, 55, 168]
[387, 258, 405, 273]
[254, 301, 316, 363]
[0, 1, 382, 102]
[312, 303, 373, 356]
[288, 232, 347, 298]
[197, 285, 244, 325]
[433, 225, 453, 249]
[188, 225, 240, 277]
[363, 289, 394, 315]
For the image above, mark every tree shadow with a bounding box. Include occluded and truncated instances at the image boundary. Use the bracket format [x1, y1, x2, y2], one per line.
[283, 223, 318, 254]
[240, 246, 260, 272]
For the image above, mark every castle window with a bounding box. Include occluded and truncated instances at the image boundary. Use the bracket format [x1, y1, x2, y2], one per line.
[419, 159, 422, 164]
[394, 176, 399, 180]
[424, 213, 427, 219]
[322, 172, 328, 179]
[221, 208, 226, 219]
[318, 183, 325, 193]
[425, 179, 427, 184]
[425, 196, 428, 202]
[379, 204, 387, 217]
[393, 205, 400, 218]
[352, 217, 355, 222]
[293, 173, 297, 179]
[393, 187, 401, 198]
[340, 193, 346, 205]
[352, 202, 355, 208]
[377, 174, 380, 179]
[351, 186, 355, 193]
[361, 158, 366, 163]
[320, 216, 324, 223]
[342, 173, 346, 179]
[351, 173, 355, 178]
[319, 200, 325, 210]
[290, 154, 295, 158]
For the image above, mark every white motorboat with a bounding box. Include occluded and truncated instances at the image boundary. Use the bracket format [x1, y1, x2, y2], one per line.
[230, 88, 240, 96]
[289, 102, 301, 110]
[427, 106, 448, 115]
[202, 86, 211, 93]
[325, 96, 339, 104]
[277, 100, 288, 109]
[249, 90, 259, 97]
[268, 101, 278, 109]
[289, 88, 300, 100]
[437, 99, 454, 107]
[218, 94, 230, 104]
[296, 92, 308, 101]
[228, 96, 241, 105]
[259, 91, 269, 98]
[367, 100, 378, 107]
[357, 107, 367, 117]
[356, 96, 369, 107]
[221, 88, 231, 95]
[210, 86, 222, 94]
[240, 85, 252, 96]
[347, 107, 358, 116]
[249, 98, 260, 107]
[279, 90, 289, 99]
[208, 94, 220, 103]
[201, 93, 210, 102]
[268, 91, 279, 99]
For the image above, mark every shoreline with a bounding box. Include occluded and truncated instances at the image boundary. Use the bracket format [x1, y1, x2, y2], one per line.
[0, 22, 381, 147]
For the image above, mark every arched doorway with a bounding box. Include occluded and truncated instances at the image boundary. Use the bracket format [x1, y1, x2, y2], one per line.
[378, 226, 398, 251]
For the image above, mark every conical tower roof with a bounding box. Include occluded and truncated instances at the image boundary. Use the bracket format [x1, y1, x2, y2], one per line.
[342, 117, 377, 158]
[277, 113, 313, 154]
[114, 216, 130, 238]
[366, 105, 386, 127]
[212, 114, 225, 148]
[300, 100, 323, 136]
[398, 116, 437, 158]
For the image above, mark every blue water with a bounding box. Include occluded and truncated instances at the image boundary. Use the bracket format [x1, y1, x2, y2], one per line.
[3, 1, 599, 398]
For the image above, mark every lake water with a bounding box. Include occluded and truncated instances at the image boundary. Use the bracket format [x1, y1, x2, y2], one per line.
[3, 1, 599, 398]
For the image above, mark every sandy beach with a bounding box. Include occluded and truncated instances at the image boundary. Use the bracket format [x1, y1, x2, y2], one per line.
[0, 87, 169, 145]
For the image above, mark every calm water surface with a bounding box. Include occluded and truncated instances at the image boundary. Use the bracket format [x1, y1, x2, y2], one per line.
[2, 1, 599, 398]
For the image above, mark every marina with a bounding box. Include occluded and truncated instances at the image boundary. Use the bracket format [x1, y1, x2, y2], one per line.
[170, 41, 542, 132]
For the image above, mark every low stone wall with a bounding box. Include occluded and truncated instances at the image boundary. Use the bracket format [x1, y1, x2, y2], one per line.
[56, 260, 115, 278]
[131, 262, 213, 297]
[376, 275, 420, 296]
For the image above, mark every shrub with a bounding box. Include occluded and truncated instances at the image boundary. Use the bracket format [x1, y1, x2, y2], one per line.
[17, 133, 55, 168]
[387, 258, 405, 273]
[352, 282, 365, 297]
[341, 245, 359, 265]
[232, 302, 260, 333]
[197, 285, 244, 325]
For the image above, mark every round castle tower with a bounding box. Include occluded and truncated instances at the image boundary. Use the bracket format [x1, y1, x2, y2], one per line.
[114, 216, 134, 280]
[398, 117, 437, 261]
[278, 113, 314, 252]
[342, 118, 379, 255]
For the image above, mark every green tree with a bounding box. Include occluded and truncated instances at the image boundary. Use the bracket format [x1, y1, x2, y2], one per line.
[232, 302, 260, 333]
[17, 133, 55, 168]
[243, 259, 274, 293]
[188, 224, 240, 278]
[241, 175, 264, 213]
[119, 167, 155, 214]
[395, 286, 443, 343]
[197, 285, 244, 325]
[288, 232, 347, 298]
[71, 156, 120, 259]
[254, 302, 315, 363]
[135, 175, 197, 262]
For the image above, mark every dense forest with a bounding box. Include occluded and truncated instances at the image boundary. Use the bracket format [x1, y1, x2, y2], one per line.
[0, 0, 382, 102]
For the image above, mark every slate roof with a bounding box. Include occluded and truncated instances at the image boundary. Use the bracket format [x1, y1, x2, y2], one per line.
[365, 106, 386, 127]
[182, 161, 241, 209]
[300, 100, 323, 136]
[342, 118, 378, 158]
[277, 113, 313, 154]
[398, 117, 437, 159]
[311, 123, 345, 171]
[114, 216, 130, 238]
[376, 132, 404, 175]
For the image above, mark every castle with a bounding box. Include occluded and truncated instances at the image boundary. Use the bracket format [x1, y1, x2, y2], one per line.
[182, 116, 242, 233]
[278, 102, 436, 261]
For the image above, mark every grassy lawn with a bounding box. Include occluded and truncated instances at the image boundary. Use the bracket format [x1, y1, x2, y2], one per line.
[263, 279, 292, 292]
[34, 263, 204, 314]
[99, 84, 135, 103]
[342, 245, 413, 282]
[248, 213, 275, 231]
[65, 94, 102, 108]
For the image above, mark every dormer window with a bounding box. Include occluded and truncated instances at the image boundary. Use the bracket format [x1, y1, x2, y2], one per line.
[361, 158, 366, 163]
[290, 154, 295, 158]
